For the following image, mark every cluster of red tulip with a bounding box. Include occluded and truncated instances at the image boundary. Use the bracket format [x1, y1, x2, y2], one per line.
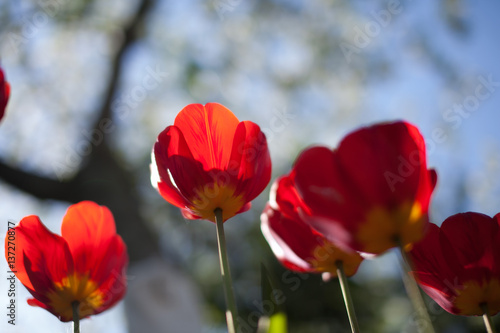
[2, 63, 499, 333]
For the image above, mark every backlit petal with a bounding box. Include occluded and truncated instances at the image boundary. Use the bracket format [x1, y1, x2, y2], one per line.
[410, 212, 500, 316]
[5, 215, 73, 296]
[335, 122, 427, 205]
[293, 146, 361, 250]
[152, 103, 272, 222]
[229, 121, 271, 202]
[5, 202, 128, 322]
[440, 212, 499, 274]
[410, 223, 461, 289]
[154, 125, 212, 208]
[61, 201, 126, 285]
[92, 237, 128, 314]
[261, 203, 320, 272]
[173, 103, 239, 170]
[273, 175, 310, 222]
[293, 121, 435, 254]
[262, 178, 363, 277]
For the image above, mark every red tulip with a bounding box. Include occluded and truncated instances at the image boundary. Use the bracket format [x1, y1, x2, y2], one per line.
[4, 201, 128, 322]
[0, 66, 10, 121]
[151, 103, 272, 222]
[410, 212, 500, 316]
[261, 177, 363, 278]
[288, 121, 437, 255]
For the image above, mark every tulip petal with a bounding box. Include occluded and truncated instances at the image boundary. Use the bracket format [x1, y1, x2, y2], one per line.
[151, 150, 189, 209]
[410, 213, 500, 316]
[229, 120, 272, 201]
[27, 298, 50, 310]
[234, 202, 252, 215]
[61, 201, 124, 284]
[5, 215, 73, 295]
[293, 146, 361, 248]
[273, 176, 309, 222]
[154, 125, 212, 208]
[152, 103, 272, 222]
[0, 67, 10, 121]
[261, 204, 315, 272]
[91, 236, 128, 313]
[6, 202, 128, 322]
[410, 223, 460, 287]
[293, 146, 352, 218]
[414, 272, 457, 314]
[293, 122, 435, 254]
[173, 103, 239, 170]
[440, 213, 499, 276]
[336, 121, 428, 205]
[262, 196, 363, 277]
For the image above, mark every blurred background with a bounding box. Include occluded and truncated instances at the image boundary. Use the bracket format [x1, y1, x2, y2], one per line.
[0, 0, 499, 332]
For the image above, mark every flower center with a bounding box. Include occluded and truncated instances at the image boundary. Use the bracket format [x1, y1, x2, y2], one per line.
[309, 241, 361, 275]
[308, 241, 342, 273]
[47, 273, 104, 321]
[191, 181, 245, 222]
[454, 279, 500, 316]
[356, 201, 424, 254]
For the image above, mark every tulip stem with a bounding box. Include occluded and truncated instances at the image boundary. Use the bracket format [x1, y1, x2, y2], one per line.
[399, 246, 436, 333]
[214, 208, 238, 333]
[481, 303, 497, 333]
[336, 261, 361, 333]
[72, 301, 80, 333]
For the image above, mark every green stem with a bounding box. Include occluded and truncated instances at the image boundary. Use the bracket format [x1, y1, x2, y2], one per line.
[481, 303, 497, 333]
[215, 208, 238, 333]
[72, 301, 80, 333]
[399, 246, 436, 333]
[336, 261, 361, 333]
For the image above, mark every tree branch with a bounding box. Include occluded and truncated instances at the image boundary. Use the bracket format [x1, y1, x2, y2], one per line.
[0, 0, 160, 263]
[0, 161, 78, 201]
[89, 0, 153, 137]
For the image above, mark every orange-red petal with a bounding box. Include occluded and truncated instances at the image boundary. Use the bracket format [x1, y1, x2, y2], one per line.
[152, 103, 272, 222]
[5, 202, 128, 322]
[261, 202, 363, 277]
[291, 146, 361, 251]
[273, 175, 312, 223]
[173, 103, 239, 170]
[90, 236, 128, 314]
[5, 215, 73, 291]
[5, 215, 73, 307]
[153, 125, 209, 208]
[229, 120, 271, 202]
[61, 201, 128, 285]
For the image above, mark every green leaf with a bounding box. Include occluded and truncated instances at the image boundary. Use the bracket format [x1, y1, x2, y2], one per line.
[257, 312, 288, 333]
